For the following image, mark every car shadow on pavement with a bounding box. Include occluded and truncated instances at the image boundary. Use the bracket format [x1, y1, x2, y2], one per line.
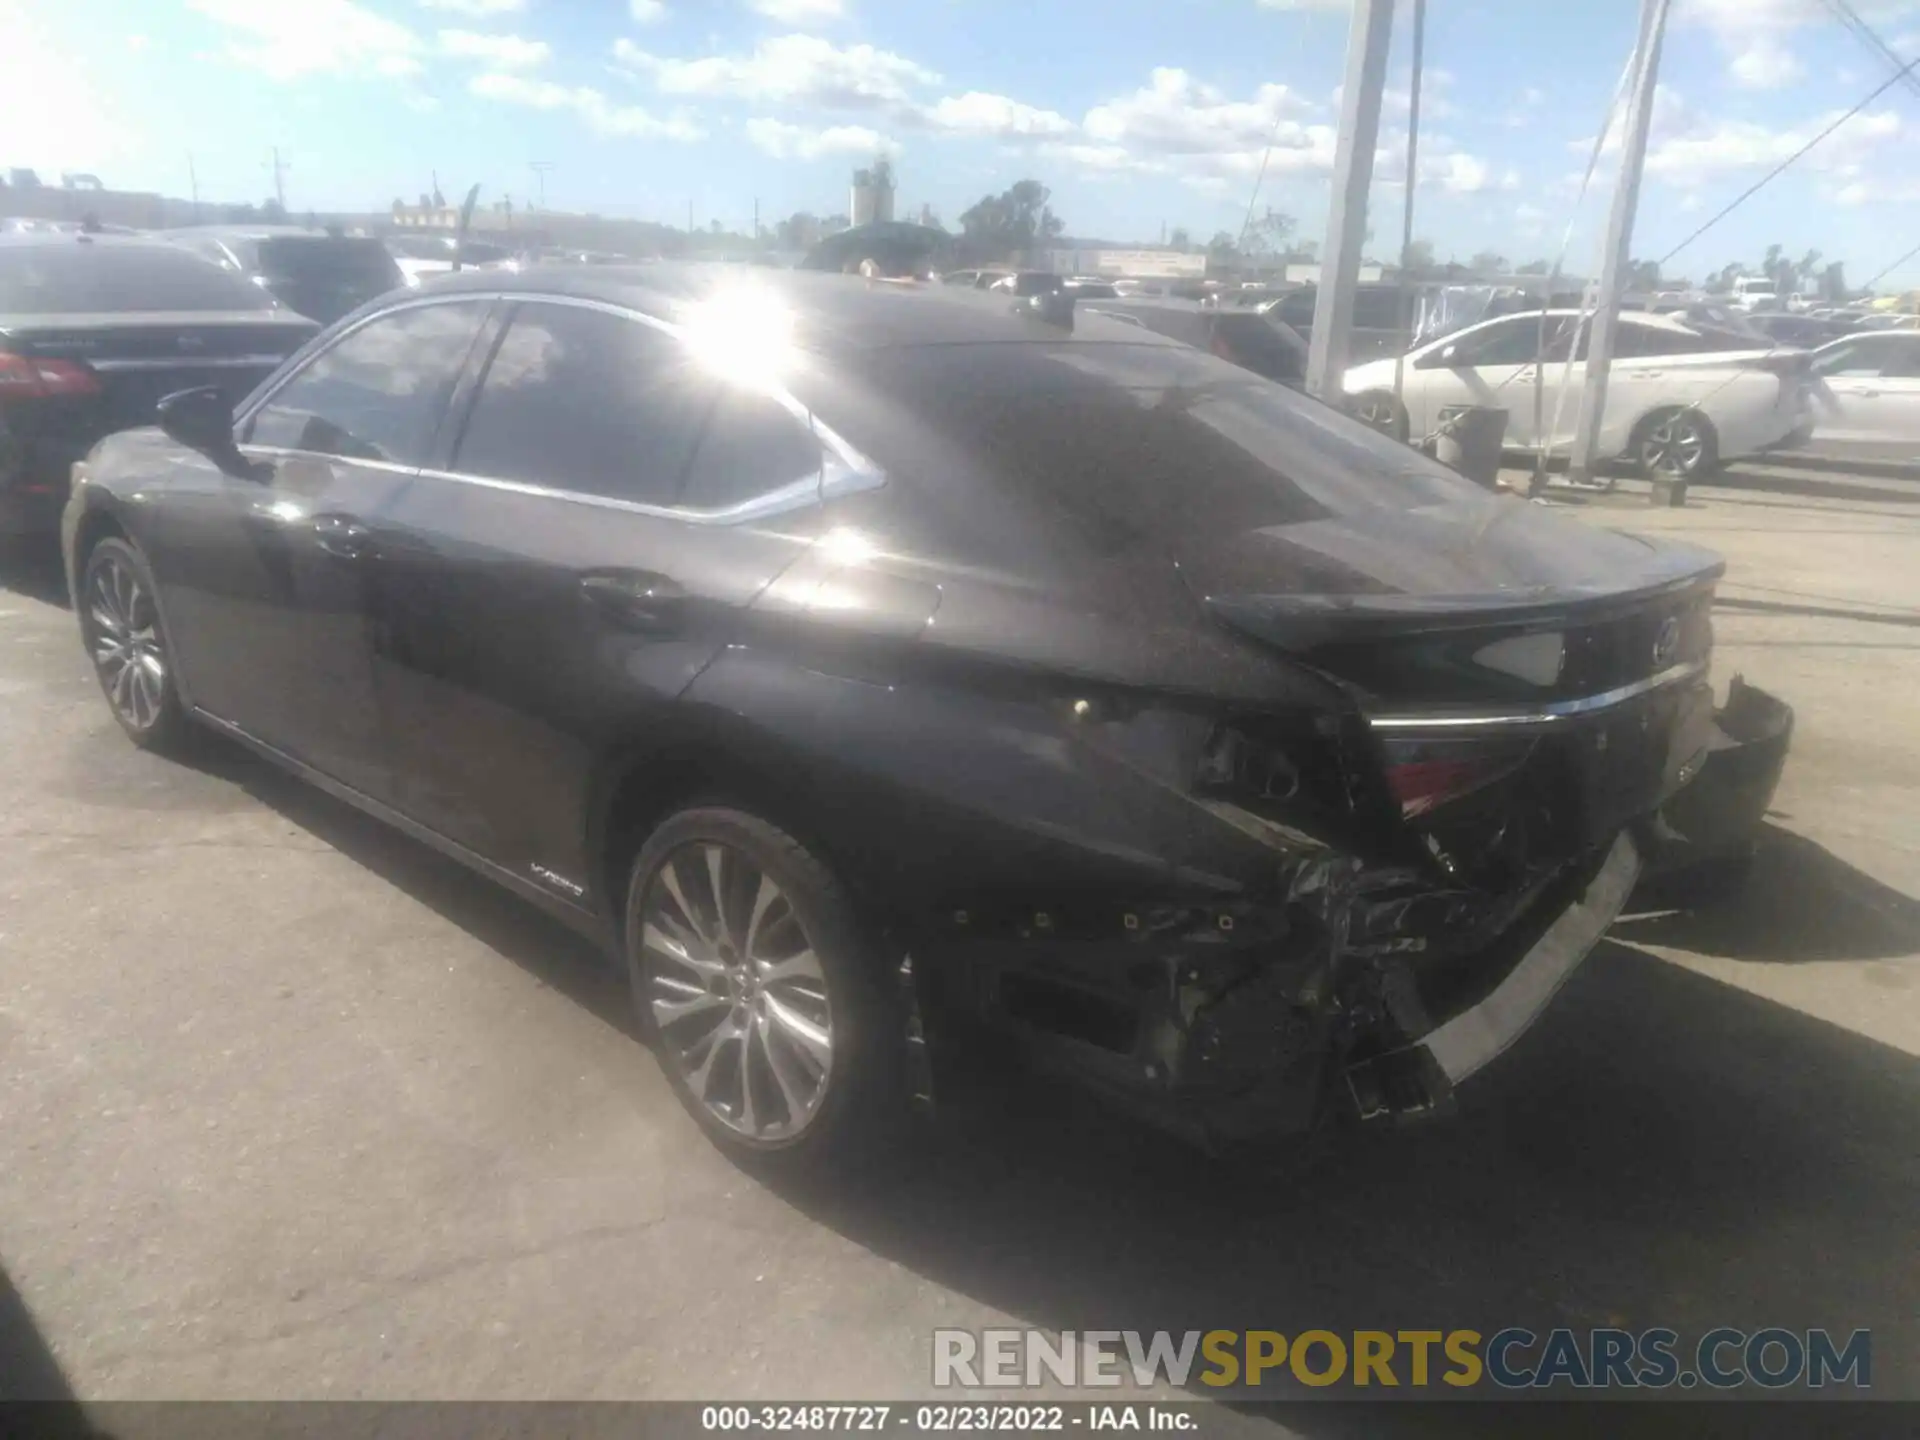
[0, 541, 71, 609]
[172, 737, 1920, 1415]
[180, 736, 636, 1042]
[0, 1261, 73, 1403]
[772, 943, 1920, 1411]
[1617, 822, 1920, 963]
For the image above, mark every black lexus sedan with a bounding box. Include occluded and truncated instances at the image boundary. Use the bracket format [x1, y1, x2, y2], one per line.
[62, 266, 1785, 1165]
[1, 234, 316, 536]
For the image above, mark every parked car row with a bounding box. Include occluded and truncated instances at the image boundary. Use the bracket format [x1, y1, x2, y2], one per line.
[58, 263, 1792, 1168]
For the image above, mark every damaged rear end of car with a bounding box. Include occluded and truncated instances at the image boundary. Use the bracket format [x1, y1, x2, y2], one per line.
[757, 323, 1793, 1151]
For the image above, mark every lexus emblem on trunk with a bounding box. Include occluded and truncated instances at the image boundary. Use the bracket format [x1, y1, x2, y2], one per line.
[1653, 616, 1681, 669]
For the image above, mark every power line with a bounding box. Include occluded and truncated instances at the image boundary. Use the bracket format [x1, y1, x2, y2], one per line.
[1862, 238, 1920, 291]
[1658, 54, 1919, 265]
[1818, 0, 1920, 105]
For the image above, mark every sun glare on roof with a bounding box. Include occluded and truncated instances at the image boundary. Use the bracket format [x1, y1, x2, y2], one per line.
[681, 285, 796, 389]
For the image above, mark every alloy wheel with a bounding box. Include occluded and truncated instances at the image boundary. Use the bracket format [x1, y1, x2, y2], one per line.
[1641, 413, 1707, 475]
[86, 553, 168, 732]
[641, 842, 834, 1141]
[1354, 393, 1401, 435]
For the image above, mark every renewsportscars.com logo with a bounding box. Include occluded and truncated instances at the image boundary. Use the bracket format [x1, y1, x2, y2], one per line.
[932, 1328, 1872, 1392]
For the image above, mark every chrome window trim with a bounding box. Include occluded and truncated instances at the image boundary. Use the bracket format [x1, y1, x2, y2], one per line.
[238, 444, 419, 479]
[1365, 659, 1709, 731]
[93, 355, 291, 372]
[233, 287, 886, 525]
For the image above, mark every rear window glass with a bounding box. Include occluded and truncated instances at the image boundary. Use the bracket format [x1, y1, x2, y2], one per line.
[823, 342, 1478, 560]
[258, 237, 403, 288]
[0, 242, 274, 313]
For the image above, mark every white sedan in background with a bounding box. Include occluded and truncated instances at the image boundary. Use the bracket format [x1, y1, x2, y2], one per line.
[1801, 330, 1920, 453]
[1344, 309, 1810, 478]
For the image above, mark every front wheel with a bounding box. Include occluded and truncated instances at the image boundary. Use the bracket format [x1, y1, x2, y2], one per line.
[1634, 407, 1719, 480]
[625, 807, 905, 1169]
[78, 537, 191, 752]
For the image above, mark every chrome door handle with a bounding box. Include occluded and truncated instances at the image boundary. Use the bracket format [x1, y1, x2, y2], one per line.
[580, 569, 687, 631]
[312, 513, 372, 560]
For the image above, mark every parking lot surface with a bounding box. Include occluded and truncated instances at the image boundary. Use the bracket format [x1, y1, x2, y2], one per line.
[3, 460, 1918, 1407]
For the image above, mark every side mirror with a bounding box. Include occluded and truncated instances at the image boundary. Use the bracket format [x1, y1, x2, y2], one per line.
[156, 386, 250, 476]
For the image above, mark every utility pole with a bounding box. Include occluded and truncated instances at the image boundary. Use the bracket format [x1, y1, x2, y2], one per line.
[529, 161, 555, 211]
[266, 147, 290, 209]
[1568, 0, 1672, 490]
[1391, 0, 1427, 417]
[1305, 0, 1396, 402]
[186, 154, 200, 218]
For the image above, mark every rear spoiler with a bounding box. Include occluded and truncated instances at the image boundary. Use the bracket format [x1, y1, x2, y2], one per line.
[1204, 550, 1725, 651]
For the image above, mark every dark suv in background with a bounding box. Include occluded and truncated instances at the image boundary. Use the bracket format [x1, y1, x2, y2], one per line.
[161, 226, 404, 323]
[1267, 282, 1413, 362]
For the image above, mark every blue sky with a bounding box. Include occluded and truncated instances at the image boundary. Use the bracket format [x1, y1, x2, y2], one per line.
[6, 0, 1920, 287]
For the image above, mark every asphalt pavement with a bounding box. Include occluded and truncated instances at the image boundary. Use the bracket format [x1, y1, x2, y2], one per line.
[1, 467, 1916, 1412]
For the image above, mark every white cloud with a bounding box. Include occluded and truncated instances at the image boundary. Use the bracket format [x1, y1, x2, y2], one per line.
[1255, 0, 1350, 9]
[1673, 0, 1920, 90]
[438, 30, 549, 68]
[420, 0, 525, 14]
[1041, 142, 1163, 175]
[921, 91, 1073, 138]
[1728, 36, 1804, 89]
[614, 33, 937, 108]
[1644, 106, 1902, 181]
[629, 0, 669, 21]
[748, 0, 846, 23]
[1084, 67, 1313, 157]
[191, 0, 423, 80]
[469, 71, 704, 139]
[745, 118, 889, 158]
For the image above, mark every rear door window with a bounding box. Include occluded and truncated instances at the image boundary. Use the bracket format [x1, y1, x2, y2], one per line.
[679, 389, 824, 512]
[245, 300, 486, 464]
[452, 302, 712, 506]
[1352, 289, 1403, 330]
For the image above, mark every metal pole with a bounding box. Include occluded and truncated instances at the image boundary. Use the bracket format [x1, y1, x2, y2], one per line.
[1391, 0, 1427, 417]
[1567, 0, 1671, 486]
[1305, 0, 1397, 402]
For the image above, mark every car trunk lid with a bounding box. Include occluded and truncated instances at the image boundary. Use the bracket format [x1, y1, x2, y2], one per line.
[1, 310, 315, 435]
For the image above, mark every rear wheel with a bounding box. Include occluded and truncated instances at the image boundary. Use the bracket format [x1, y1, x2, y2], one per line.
[625, 807, 904, 1168]
[78, 537, 190, 752]
[1634, 407, 1719, 480]
[1351, 390, 1409, 443]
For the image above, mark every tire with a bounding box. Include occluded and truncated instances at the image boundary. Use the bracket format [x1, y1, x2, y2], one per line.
[1351, 389, 1409, 443]
[76, 537, 192, 753]
[624, 806, 906, 1170]
[1633, 407, 1719, 480]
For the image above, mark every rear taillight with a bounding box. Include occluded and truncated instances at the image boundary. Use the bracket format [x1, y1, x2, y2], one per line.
[1380, 739, 1531, 819]
[0, 351, 101, 399]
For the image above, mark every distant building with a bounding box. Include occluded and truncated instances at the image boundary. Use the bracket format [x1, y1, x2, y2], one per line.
[1043, 247, 1208, 279]
[850, 165, 894, 227]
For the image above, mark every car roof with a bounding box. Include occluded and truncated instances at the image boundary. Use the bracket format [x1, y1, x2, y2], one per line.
[161, 225, 351, 240]
[0, 232, 207, 255]
[411, 263, 1204, 354]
